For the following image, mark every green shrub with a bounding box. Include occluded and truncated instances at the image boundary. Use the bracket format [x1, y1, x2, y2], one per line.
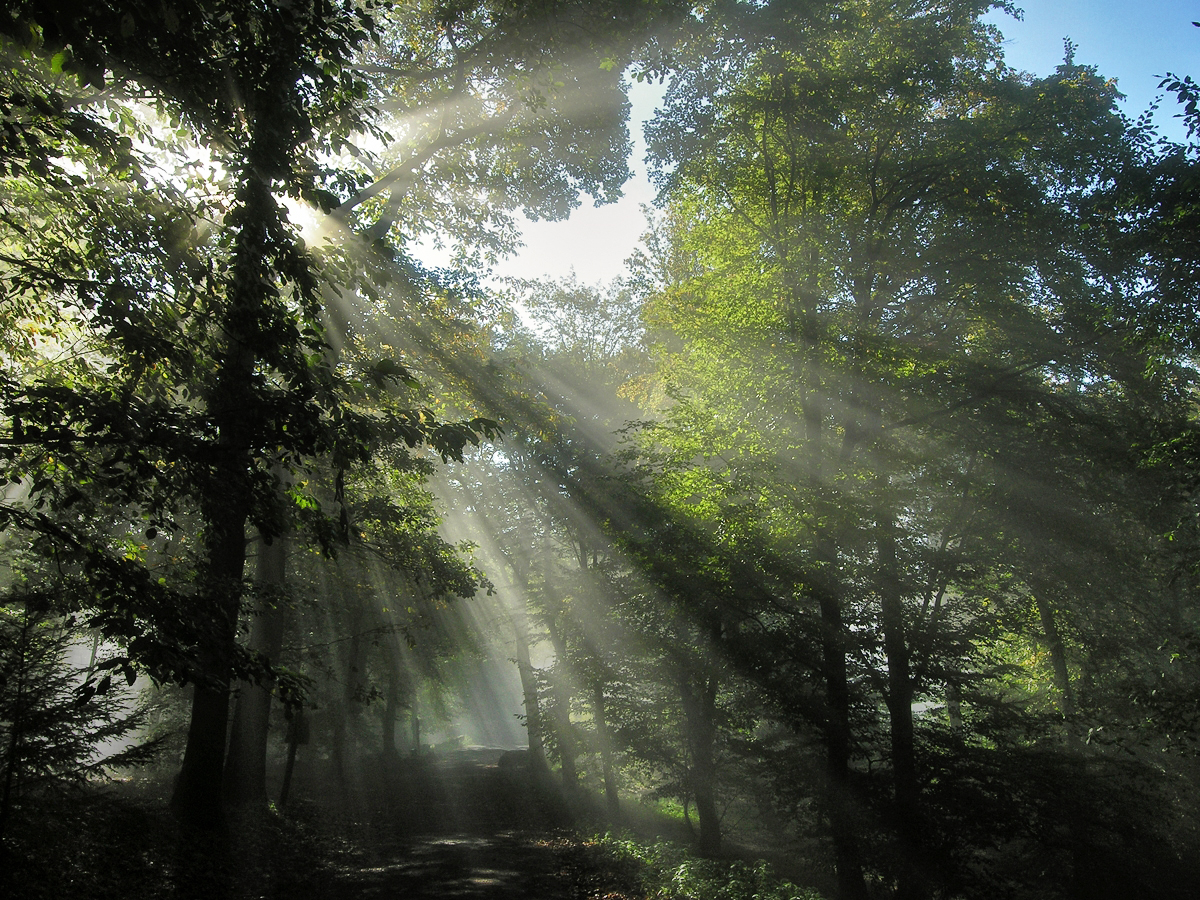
[593, 833, 825, 900]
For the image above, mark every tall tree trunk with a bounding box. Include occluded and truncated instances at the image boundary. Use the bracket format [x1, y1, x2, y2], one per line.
[382, 667, 400, 757]
[1032, 585, 1095, 897]
[878, 506, 922, 899]
[172, 350, 255, 825]
[278, 704, 306, 808]
[946, 681, 963, 734]
[171, 519, 247, 828]
[815, 558, 870, 900]
[790, 266, 867, 896]
[171, 99, 292, 824]
[546, 618, 578, 791]
[513, 615, 551, 780]
[380, 628, 408, 759]
[410, 697, 422, 755]
[679, 670, 721, 858]
[278, 737, 298, 808]
[224, 533, 288, 808]
[332, 608, 366, 782]
[591, 683, 620, 819]
[173, 680, 235, 828]
[1034, 590, 1076, 719]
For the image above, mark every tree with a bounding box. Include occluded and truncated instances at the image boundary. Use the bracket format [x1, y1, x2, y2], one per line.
[0, 590, 157, 838]
[623, 0, 1190, 895]
[0, 0, 699, 826]
[0, 0, 682, 828]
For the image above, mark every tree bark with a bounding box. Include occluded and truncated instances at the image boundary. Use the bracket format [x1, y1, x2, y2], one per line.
[332, 604, 367, 782]
[171, 94, 291, 824]
[171, 351, 254, 825]
[1034, 590, 1076, 719]
[224, 534, 288, 808]
[946, 681, 963, 734]
[279, 737, 298, 808]
[171, 518, 247, 828]
[815, 557, 870, 900]
[878, 506, 923, 899]
[382, 667, 401, 757]
[513, 615, 551, 780]
[592, 683, 620, 819]
[546, 617, 578, 791]
[679, 670, 721, 858]
[410, 693, 423, 755]
[173, 678, 235, 828]
[278, 704, 306, 808]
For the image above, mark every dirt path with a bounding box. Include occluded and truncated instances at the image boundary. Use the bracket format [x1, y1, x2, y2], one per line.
[4, 750, 647, 900]
[275, 749, 641, 900]
[321, 831, 610, 900]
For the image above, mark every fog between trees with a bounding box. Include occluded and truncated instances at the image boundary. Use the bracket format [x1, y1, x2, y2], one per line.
[2, 3, 1200, 899]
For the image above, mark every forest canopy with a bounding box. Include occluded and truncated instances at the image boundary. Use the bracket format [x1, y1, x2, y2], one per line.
[1, 3, 1199, 900]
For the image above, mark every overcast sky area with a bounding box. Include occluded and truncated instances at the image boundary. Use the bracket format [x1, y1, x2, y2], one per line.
[491, 0, 1198, 286]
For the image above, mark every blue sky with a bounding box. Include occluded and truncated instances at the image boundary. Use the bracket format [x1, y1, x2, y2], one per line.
[985, 0, 1197, 137]
[496, 1, 1199, 284]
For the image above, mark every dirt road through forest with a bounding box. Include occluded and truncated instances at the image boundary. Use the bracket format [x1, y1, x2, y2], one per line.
[263, 748, 641, 900]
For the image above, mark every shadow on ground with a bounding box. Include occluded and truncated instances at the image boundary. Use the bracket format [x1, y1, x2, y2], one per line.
[1, 749, 646, 900]
[324, 831, 596, 900]
[272, 748, 640, 900]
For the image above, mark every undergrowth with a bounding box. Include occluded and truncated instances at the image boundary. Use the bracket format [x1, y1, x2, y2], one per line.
[0, 784, 336, 900]
[591, 832, 826, 900]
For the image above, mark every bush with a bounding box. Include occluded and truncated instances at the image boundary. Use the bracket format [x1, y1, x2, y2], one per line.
[592, 832, 826, 900]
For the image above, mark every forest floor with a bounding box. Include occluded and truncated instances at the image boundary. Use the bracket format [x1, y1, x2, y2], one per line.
[266, 747, 658, 900]
[0, 749, 691, 900]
